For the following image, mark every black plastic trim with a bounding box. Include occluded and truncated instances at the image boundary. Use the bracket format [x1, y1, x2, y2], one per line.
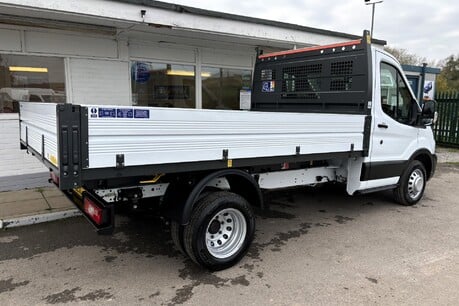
[80, 151, 364, 184]
[409, 149, 437, 180]
[361, 149, 437, 182]
[57, 104, 84, 190]
[362, 115, 372, 156]
[178, 169, 263, 225]
[360, 160, 407, 181]
[356, 184, 398, 194]
[80, 107, 90, 169]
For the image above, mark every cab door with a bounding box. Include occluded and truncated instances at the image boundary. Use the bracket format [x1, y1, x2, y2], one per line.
[365, 51, 421, 186]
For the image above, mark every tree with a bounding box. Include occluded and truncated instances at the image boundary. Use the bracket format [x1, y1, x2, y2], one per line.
[436, 54, 459, 92]
[384, 46, 428, 66]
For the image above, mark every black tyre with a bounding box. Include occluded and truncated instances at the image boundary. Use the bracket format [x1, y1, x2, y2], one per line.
[170, 191, 213, 256]
[170, 221, 186, 255]
[183, 191, 255, 271]
[394, 160, 427, 206]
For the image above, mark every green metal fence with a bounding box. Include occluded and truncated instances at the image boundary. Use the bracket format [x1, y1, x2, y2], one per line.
[433, 92, 459, 147]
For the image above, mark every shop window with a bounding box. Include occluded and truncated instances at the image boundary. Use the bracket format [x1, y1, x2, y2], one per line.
[202, 67, 252, 109]
[0, 54, 66, 113]
[131, 62, 195, 108]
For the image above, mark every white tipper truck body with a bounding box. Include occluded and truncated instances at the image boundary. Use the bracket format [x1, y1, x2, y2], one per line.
[19, 31, 437, 270]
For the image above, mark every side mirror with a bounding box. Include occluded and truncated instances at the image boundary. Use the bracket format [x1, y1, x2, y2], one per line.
[421, 100, 437, 126]
[422, 100, 435, 118]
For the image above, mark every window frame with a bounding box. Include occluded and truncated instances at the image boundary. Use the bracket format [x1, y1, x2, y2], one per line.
[130, 60, 197, 109]
[0, 52, 67, 116]
[379, 61, 417, 126]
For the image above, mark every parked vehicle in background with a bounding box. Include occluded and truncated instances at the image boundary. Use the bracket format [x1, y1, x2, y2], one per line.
[0, 87, 65, 103]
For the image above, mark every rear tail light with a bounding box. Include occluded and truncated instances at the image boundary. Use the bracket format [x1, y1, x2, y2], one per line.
[83, 196, 104, 225]
[50, 172, 60, 185]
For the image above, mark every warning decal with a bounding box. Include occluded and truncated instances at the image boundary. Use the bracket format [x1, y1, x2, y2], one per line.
[116, 108, 134, 118]
[134, 109, 150, 119]
[91, 107, 150, 119]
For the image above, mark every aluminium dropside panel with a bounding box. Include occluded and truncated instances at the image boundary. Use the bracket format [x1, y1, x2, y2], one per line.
[84, 105, 366, 169]
[19, 102, 59, 168]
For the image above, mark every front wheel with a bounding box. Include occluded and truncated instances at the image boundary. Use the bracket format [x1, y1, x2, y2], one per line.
[394, 160, 426, 206]
[183, 191, 255, 271]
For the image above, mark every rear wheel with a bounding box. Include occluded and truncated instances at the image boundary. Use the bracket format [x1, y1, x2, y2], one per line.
[394, 160, 426, 206]
[169, 191, 213, 256]
[183, 191, 255, 271]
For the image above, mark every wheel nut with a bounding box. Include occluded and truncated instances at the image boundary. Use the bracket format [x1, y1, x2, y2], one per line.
[217, 240, 222, 245]
[211, 242, 214, 246]
[223, 234, 228, 239]
[227, 227, 232, 231]
[227, 219, 232, 223]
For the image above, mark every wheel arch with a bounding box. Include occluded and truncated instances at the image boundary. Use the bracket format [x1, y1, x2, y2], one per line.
[409, 149, 436, 180]
[163, 169, 263, 225]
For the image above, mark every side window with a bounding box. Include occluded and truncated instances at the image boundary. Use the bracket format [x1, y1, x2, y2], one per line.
[380, 63, 415, 125]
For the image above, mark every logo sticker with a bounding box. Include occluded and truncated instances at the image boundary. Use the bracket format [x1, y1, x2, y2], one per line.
[90, 107, 98, 118]
[262, 81, 275, 92]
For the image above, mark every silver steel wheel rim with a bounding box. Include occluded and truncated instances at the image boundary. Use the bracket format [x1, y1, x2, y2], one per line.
[407, 169, 424, 200]
[205, 208, 247, 259]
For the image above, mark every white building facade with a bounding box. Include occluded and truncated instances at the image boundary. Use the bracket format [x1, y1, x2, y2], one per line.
[0, 0, 385, 182]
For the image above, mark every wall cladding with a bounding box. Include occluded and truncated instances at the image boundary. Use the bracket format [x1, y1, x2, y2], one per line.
[129, 42, 196, 63]
[25, 31, 118, 58]
[69, 58, 130, 105]
[0, 28, 21, 52]
[201, 49, 253, 68]
[0, 117, 47, 177]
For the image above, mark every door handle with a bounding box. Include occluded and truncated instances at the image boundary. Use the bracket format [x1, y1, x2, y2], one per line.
[378, 123, 388, 129]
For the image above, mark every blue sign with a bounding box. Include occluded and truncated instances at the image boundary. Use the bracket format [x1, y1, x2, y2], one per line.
[133, 62, 150, 83]
[134, 109, 150, 119]
[424, 81, 433, 94]
[262, 81, 275, 93]
[116, 108, 134, 118]
[98, 108, 116, 118]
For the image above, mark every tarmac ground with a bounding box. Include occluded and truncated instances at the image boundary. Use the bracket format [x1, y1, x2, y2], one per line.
[1, 163, 458, 305]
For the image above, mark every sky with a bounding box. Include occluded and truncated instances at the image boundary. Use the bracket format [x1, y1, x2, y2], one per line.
[166, 0, 458, 64]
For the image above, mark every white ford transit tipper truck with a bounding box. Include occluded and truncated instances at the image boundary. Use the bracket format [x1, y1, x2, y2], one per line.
[19, 31, 437, 270]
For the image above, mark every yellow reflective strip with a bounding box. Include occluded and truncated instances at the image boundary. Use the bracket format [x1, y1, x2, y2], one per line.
[227, 159, 233, 168]
[73, 187, 85, 198]
[49, 155, 58, 167]
[140, 173, 165, 184]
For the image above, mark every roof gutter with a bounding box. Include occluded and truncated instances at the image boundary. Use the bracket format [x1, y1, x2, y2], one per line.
[113, 0, 387, 45]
